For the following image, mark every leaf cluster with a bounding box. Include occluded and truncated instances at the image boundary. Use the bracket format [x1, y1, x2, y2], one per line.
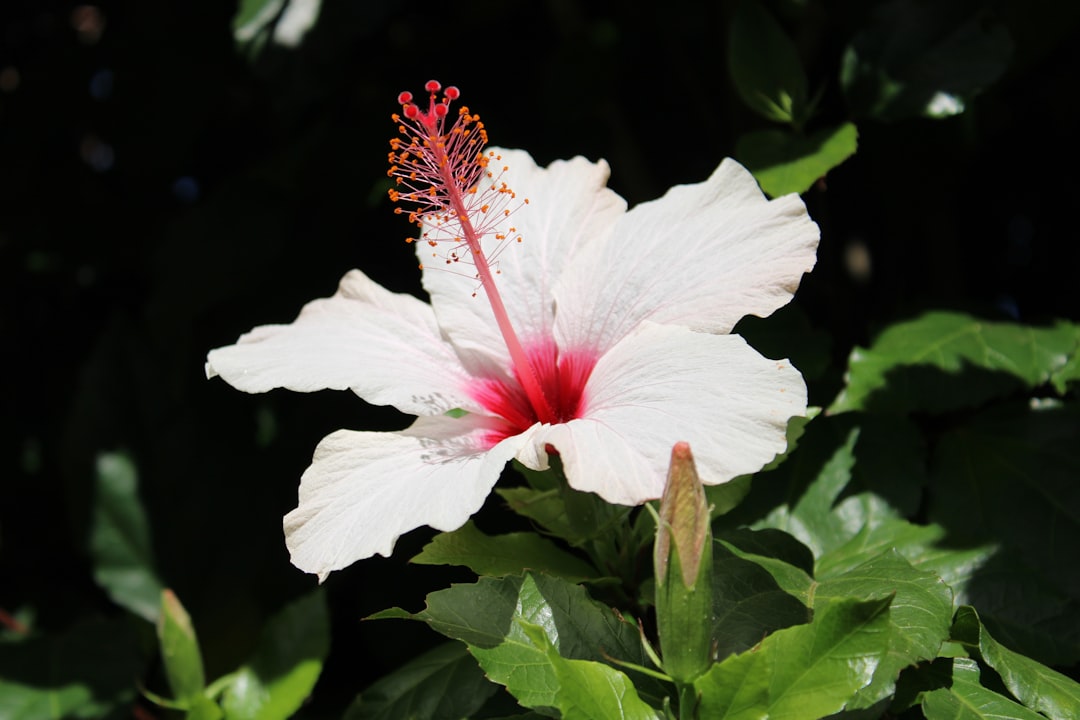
[347, 309, 1080, 718]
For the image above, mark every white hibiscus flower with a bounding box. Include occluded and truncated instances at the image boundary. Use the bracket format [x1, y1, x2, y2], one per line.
[206, 81, 819, 580]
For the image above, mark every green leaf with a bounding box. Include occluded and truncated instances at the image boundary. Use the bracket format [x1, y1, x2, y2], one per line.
[761, 408, 820, 474]
[503, 459, 631, 547]
[727, 413, 925, 542]
[711, 542, 810, 661]
[929, 404, 1080, 664]
[815, 551, 953, 708]
[695, 597, 893, 719]
[344, 642, 497, 720]
[519, 622, 661, 720]
[411, 522, 595, 582]
[716, 528, 816, 616]
[497, 486, 577, 542]
[952, 606, 1080, 720]
[718, 528, 815, 576]
[513, 460, 561, 492]
[717, 543, 814, 609]
[905, 536, 999, 606]
[691, 645, 770, 720]
[948, 550, 1077, 668]
[187, 696, 225, 720]
[1050, 326, 1080, 393]
[728, 0, 808, 124]
[815, 517, 946, 579]
[845, 413, 926, 517]
[233, 0, 280, 29]
[552, 659, 661, 720]
[735, 123, 858, 198]
[372, 572, 663, 711]
[0, 619, 141, 720]
[89, 451, 164, 622]
[705, 474, 754, 519]
[841, 1, 1013, 121]
[830, 312, 1078, 414]
[921, 658, 1044, 720]
[158, 589, 206, 703]
[757, 426, 859, 557]
[220, 589, 329, 720]
[233, 0, 321, 49]
[799, 510, 998, 610]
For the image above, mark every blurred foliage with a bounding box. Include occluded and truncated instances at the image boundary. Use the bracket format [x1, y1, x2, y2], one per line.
[1, 0, 1079, 717]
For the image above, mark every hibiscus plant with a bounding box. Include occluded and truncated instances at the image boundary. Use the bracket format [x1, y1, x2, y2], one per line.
[5, 1, 1080, 718]
[187, 82, 1080, 718]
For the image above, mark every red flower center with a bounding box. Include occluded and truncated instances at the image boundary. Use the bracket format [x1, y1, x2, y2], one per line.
[470, 340, 598, 443]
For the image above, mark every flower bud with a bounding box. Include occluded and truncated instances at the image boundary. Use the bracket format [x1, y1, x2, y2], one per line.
[654, 442, 715, 683]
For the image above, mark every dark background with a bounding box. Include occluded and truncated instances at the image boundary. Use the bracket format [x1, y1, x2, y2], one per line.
[2, 0, 1078, 715]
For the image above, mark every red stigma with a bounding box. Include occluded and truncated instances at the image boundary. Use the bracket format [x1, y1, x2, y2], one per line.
[397, 91, 413, 105]
[424, 79, 441, 93]
[444, 86, 460, 100]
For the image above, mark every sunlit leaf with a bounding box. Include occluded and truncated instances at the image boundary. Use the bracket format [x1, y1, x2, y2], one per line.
[695, 597, 892, 719]
[921, 658, 1043, 720]
[904, 534, 998, 606]
[736, 123, 858, 198]
[89, 451, 164, 622]
[220, 589, 329, 720]
[370, 572, 664, 711]
[345, 642, 496, 720]
[1050, 326, 1080, 393]
[952, 606, 1080, 720]
[411, 521, 595, 582]
[815, 551, 953, 707]
[519, 622, 661, 720]
[830, 312, 1077, 414]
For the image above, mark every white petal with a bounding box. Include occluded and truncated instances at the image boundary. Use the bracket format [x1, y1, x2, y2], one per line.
[533, 323, 807, 505]
[419, 148, 626, 361]
[206, 269, 476, 416]
[554, 159, 819, 355]
[285, 414, 530, 580]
